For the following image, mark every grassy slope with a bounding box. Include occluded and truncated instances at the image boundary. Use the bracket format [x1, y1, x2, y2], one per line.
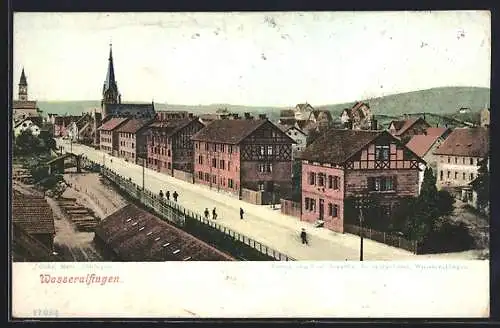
[37, 87, 490, 121]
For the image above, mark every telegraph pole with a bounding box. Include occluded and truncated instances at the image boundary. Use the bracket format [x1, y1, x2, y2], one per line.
[355, 192, 368, 261]
[142, 158, 145, 191]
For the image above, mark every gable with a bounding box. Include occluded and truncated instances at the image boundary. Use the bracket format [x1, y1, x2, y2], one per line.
[243, 120, 296, 144]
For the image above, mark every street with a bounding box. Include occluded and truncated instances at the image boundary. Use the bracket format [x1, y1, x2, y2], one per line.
[59, 139, 417, 260]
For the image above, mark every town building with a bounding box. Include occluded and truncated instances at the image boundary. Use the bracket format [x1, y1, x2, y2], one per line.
[480, 108, 490, 127]
[307, 110, 333, 131]
[294, 103, 315, 120]
[13, 117, 41, 137]
[116, 118, 153, 163]
[192, 119, 295, 204]
[98, 117, 129, 155]
[12, 68, 41, 122]
[433, 127, 489, 191]
[340, 102, 373, 130]
[277, 124, 307, 158]
[146, 118, 205, 179]
[388, 117, 431, 141]
[94, 204, 234, 261]
[12, 192, 55, 252]
[405, 127, 451, 193]
[156, 110, 190, 121]
[53, 115, 82, 138]
[278, 109, 297, 126]
[300, 129, 423, 232]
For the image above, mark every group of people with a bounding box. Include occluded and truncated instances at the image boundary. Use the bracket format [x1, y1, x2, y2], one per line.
[159, 189, 179, 202]
[203, 207, 245, 221]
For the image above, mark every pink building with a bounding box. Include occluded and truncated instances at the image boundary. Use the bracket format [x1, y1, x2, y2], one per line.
[191, 119, 295, 204]
[146, 118, 205, 175]
[300, 129, 423, 232]
[53, 115, 81, 138]
[98, 117, 129, 155]
[116, 118, 152, 163]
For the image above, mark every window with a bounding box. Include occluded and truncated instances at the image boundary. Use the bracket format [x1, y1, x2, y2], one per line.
[470, 173, 474, 180]
[258, 182, 265, 191]
[221, 144, 225, 153]
[333, 176, 339, 190]
[454, 172, 458, 179]
[260, 146, 265, 155]
[367, 176, 395, 192]
[455, 157, 458, 164]
[198, 171, 203, 179]
[328, 203, 332, 216]
[448, 157, 451, 163]
[318, 174, 324, 187]
[228, 179, 234, 188]
[198, 155, 203, 164]
[220, 160, 225, 170]
[440, 170, 443, 181]
[309, 172, 316, 185]
[328, 176, 333, 188]
[375, 145, 390, 161]
[305, 198, 310, 210]
[463, 172, 466, 180]
[470, 158, 474, 165]
[212, 175, 217, 183]
[204, 173, 210, 181]
[447, 171, 450, 178]
[328, 204, 338, 217]
[310, 199, 316, 212]
[267, 146, 273, 155]
[167, 149, 171, 157]
[259, 163, 272, 173]
[228, 161, 231, 171]
[462, 157, 465, 164]
[167, 162, 171, 169]
[205, 143, 209, 151]
[212, 158, 217, 168]
[212, 144, 216, 151]
[195, 142, 199, 149]
[229, 146, 233, 154]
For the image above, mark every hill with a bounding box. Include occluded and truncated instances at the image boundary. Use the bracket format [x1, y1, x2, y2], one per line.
[316, 87, 490, 117]
[36, 86, 489, 120]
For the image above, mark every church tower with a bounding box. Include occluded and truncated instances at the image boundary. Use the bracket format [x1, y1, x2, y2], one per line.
[101, 43, 121, 118]
[18, 68, 28, 101]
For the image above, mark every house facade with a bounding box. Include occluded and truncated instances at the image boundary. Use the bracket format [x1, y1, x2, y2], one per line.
[300, 129, 423, 233]
[117, 119, 152, 163]
[98, 117, 129, 155]
[434, 127, 489, 189]
[280, 125, 307, 158]
[146, 118, 205, 175]
[340, 102, 373, 130]
[388, 117, 431, 141]
[294, 103, 315, 121]
[14, 118, 41, 137]
[54, 115, 82, 138]
[192, 119, 295, 204]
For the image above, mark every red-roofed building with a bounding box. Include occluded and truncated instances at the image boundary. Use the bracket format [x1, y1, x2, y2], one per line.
[146, 118, 205, 177]
[192, 119, 295, 204]
[116, 118, 152, 163]
[299, 129, 423, 232]
[98, 117, 129, 155]
[388, 117, 431, 140]
[433, 127, 489, 189]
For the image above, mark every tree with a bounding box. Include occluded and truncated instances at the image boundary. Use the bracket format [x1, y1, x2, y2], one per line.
[408, 167, 439, 241]
[389, 196, 417, 234]
[14, 129, 42, 156]
[473, 155, 489, 214]
[436, 189, 455, 217]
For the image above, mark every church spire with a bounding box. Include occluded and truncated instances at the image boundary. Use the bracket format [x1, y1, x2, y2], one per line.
[19, 67, 27, 86]
[18, 67, 28, 101]
[102, 43, 119, 118]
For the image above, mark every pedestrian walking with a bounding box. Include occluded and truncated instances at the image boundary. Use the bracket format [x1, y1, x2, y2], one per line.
[300, 228, 308, 245]
[204, 208, 209, 219]
[173, 191, 179, 202]
[159, 190, 164, 198]
[212, 207, 217, 220]
[240, 207, 244, 220]
[166, 190, 170, 200]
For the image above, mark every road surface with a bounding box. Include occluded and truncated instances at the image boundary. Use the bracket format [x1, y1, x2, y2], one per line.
[58, 139, 417, 260]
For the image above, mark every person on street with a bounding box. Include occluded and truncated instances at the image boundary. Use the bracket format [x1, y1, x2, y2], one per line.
[212, 207, 217, 220]
[173, 191, 179, 202]
[204, 208, 210, 219]
[240, 207, 244, 220]
[300, 228, 308, 245]
[159, 190, 164, 199]
[166, 190, 170, 201]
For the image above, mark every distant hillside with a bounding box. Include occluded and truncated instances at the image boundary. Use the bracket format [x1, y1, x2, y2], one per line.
[37, 87, 489, 120]
[316, 87, 490, 117]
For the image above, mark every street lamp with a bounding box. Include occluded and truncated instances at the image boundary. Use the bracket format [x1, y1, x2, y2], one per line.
[355, 190, 370, 261]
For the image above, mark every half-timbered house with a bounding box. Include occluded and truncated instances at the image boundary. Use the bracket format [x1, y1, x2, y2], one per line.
[191, 119, 295, 204]
[146, 118, 205, 179]
[300, 129, 424, 233]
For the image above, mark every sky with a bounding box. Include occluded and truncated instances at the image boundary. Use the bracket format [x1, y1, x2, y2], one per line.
[13, 11, 491, 106]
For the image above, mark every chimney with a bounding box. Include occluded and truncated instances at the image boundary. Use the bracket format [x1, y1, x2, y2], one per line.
[370, 119, 378, 130]
[258, 114, 267, 120]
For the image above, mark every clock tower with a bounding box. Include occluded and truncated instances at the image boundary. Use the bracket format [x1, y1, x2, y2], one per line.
[18, 68, 28, 101]
[101, 43, 121, 119]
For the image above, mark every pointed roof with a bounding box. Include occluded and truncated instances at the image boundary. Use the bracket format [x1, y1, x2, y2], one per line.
[19, 68, 27, 85]
[433, 127, 489, 157]
[405, 134, 442, 158]
[103, 44, 118, 94]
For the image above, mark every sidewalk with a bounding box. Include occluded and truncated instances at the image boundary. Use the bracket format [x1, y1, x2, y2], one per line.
[63, 141, 416, 260]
